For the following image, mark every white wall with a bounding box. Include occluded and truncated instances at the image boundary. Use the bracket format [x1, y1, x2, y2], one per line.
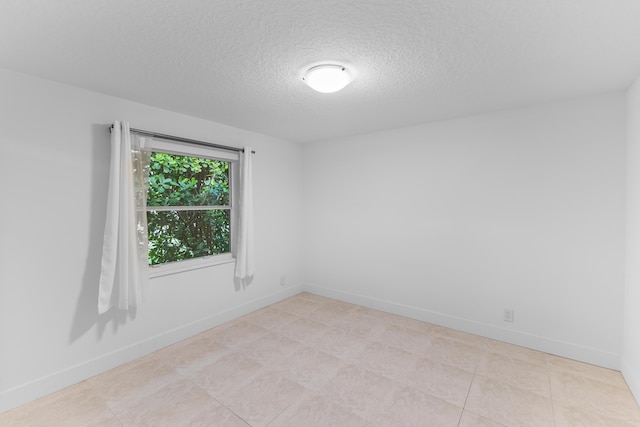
[0, 69, 304, 412]
[303, 93, 627, 369]
[623, 75, 640, 402]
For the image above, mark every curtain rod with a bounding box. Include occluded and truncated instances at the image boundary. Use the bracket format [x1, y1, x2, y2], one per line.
[108, 125, 255, 154]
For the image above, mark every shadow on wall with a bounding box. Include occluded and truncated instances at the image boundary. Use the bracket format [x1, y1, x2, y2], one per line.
[69, 123, 135, 344]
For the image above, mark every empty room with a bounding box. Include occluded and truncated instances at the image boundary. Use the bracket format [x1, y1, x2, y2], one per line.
[2, 0, 640, 425]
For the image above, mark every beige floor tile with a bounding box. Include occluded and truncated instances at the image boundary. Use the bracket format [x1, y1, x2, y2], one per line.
[358, 341, 421, 382]
[548, 354, 629, 388]
[550, 370, 640, 423]
[476, 352, 550, 397]
[273, 345, 347, 390]
[271, 296, 325, 316]
[149, 335, 230, 371]
[269, 390, 366, 427]
[86, 357, 179, 402]
[554, 401, 640, 427]
[319, 364, 394, 419]
[306, 304, 355, 326]
[424, 334, 487, 372]
[107, 378, 247, 427]
[431, 326, 492, 350]
[458, 410, 507, 427]
[371, 385, 462, 427]
[0, 382, 120, 427]
[352, 305, 398, 321]
[217, 370, 306, 427]
[235, 331, 303, 365]
[208, 320, 270, 348]
[465, 376, 554, 427]
[293, 292, 336, 305]
[406, 357, 474, 407]
[331, 310, 389, 340]
[320, 298, 359, 313]
[171, 349, 233, 380]
[388, 314, 441, 335]
[274, 317, 330, 344]
[186, 351, 265, 397]
[243, 306, 299, 330]
[483, 339, 548, 367]
[313, 326, 369, 360]
[377, 324, 433, 356]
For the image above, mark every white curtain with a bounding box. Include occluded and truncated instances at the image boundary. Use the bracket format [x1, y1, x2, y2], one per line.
[98, 121, 150, 314]
[235, 147, 254, 280]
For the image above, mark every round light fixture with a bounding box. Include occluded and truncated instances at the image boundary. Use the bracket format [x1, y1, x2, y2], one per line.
[303, 64, 352, 93]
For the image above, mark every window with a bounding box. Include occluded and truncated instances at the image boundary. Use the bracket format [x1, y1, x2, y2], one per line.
[142, 138, 238, 272]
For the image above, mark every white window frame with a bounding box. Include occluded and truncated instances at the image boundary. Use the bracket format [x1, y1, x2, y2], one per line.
[142, 137, 239, 278]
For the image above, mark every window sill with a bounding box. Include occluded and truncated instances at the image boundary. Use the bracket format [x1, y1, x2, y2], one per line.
[147, 254, 235, 278]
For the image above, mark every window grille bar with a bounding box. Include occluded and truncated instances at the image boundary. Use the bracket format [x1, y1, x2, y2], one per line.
[147, 205, 231, 212]
[108, 125, 255, 154]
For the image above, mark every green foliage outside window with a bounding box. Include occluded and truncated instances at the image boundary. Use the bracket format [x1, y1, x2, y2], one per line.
[146, 152, 231, 266]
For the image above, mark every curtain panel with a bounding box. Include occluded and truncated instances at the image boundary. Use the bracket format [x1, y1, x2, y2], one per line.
[98, 121, 149, 314]
[234, 146, 254, 281]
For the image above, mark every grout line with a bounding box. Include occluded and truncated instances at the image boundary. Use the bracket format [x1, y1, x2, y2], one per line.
[88, 382, 125, 427]
[211, 393, 251, 427]
[547, 362, 557, 427]
[456, 364, 477, 427]
[103, 404, 125, 426]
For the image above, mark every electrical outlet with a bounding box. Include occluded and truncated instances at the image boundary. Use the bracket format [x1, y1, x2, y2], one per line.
[503, 309, 514, 323]
[280, 276, 286, 286]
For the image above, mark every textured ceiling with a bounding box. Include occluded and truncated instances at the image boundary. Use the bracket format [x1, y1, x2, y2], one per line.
[1, 0, 640, 143]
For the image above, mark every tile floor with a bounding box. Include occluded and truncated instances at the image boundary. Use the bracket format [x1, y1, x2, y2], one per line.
[2, 292, 640, 426]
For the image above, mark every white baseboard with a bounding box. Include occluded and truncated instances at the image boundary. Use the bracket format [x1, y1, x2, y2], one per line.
[304, 284, 622, 370]
[0, 285, 303, 414]
[622, 357, 640, 405]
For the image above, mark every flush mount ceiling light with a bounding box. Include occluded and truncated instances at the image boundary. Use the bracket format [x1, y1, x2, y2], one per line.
[302, 64, 353, 93]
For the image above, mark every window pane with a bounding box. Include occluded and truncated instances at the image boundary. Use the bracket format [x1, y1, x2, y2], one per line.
[147, 209, 230, 265]
[147, 152, 230, 207]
